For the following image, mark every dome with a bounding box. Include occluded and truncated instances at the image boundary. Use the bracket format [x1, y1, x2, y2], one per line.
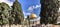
[29, 13, 37, 19]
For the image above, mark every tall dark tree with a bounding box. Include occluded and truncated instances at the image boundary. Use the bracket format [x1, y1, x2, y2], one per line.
[56, 0, 60, 24]
[11, 0, 24, 25]
[40, 0, 59, 24]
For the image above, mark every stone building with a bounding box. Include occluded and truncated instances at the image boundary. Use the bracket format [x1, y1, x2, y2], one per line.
[29, 13, 37, 26]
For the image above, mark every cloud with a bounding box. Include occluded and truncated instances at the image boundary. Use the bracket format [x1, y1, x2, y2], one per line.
[23, 11, 31, 18]
[0, 0, 13, 6]
[28, 4, 41, 11]
[37, 17, 40, 20]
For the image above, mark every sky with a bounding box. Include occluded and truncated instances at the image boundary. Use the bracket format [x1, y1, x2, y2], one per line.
[0, 0, 40, 20]
[19, 0, 40, 18]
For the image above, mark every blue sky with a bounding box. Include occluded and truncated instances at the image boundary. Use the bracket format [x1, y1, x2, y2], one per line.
[19, 0, 40, 18]
[0, 0, 41, 19]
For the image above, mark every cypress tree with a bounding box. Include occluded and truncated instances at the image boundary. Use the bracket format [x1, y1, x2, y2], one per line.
[11, 0, 24, 25]
[40, 0, 59, 24]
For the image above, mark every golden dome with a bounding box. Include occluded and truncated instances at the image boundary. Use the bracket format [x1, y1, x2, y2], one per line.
[29, 13, 37, 19]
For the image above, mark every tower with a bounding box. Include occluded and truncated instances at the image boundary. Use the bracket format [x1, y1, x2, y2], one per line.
[40, 0, 59, 24]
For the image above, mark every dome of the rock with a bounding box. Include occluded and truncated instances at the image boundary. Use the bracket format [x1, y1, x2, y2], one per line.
[29, 13, 37, 19]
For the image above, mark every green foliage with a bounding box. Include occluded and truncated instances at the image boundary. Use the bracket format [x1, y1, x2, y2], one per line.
[0, 18, 9, 25]
[0, 2, 10, 25]
[0, 20, 2, 25]
[11, 0, 24, 25]
[8, 16, 15, 24]
[0, 0, 24, 25]
[40, 0, 59, 24]
[3, 18, 9, 24]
